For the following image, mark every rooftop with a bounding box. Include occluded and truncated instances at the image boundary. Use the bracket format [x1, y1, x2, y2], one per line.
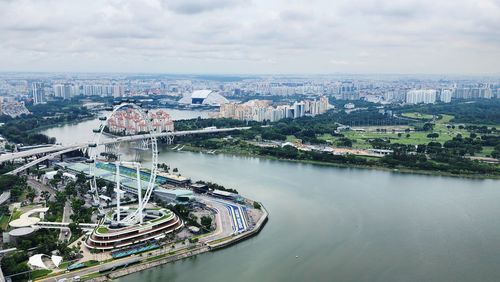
[191, 90, 213, 99]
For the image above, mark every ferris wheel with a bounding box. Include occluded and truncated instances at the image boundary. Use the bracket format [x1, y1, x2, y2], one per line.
[86, 102, 158, 225]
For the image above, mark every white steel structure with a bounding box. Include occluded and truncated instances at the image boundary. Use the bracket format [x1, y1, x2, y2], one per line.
[87, 102, 158, 225]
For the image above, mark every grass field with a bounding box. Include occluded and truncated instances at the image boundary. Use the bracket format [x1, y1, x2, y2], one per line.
[478, 146, 495, 157]
[31, 269, 52, 279]
[314, 114, 498, 157]
[11, 208, 22, 221]
[319, 127, 469, 149]
[0, 214, 10, 230]
[402, 112, 434, 120]
[97, 226, 109, 233]
[437, 114, 454, 124]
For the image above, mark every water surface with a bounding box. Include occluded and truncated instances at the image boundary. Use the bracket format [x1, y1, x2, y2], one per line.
[42, 115, 500, 282]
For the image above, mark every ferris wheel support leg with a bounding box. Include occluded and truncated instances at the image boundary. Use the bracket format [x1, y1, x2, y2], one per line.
[136, 165, 143, 224]
[115, 161, 121, 222]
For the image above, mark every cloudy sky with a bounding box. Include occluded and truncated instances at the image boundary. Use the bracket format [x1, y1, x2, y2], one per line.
[0, 0, 499, 75]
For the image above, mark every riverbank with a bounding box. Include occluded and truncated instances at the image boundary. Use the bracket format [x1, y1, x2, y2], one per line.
[178, 144, 500, 180]
[31, 115, 96, 134]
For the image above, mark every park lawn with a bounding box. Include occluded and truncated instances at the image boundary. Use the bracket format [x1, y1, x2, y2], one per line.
[433, 123, 470, 140]
[318, 133, 371, 148]
[58, 261, 71, 269]
[342, 125, 471, 148]
[436, 114, 454, 124]
[96, 226, 109, 233]
[231, 143, 260, 155]
[402, 112, 434, 120]
[478, 146, 495, 157]
[342, 130, 424, 144]
[317, 133, 335, 143]
[32, 269, 52, 279]
[0, 214, 10, 230]
[286, 135, 300, 142]
[11, 208, 22, 220]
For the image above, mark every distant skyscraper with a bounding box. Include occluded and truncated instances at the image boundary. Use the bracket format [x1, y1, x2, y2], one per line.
[32, 83, 45, 104]
[293, 101, 305, 118]
[53, 84, 64, 97]
[319, 96, 329, 113]
[54, 84, 77, 99]
[405, 90, 437, 104]
[453, 85, 493, 99]
[63, 84, 73, 99]
[440, 89, 452, 103]
[339, 82, 359, 100]
[113, 85, 125, 98]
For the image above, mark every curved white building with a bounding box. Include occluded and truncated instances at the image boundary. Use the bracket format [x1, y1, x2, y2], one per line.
[85, 208, 183, 250]
[179, 90, 229, 106]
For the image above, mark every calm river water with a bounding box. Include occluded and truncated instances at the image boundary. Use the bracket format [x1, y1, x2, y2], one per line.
[41, 112, 500, 282]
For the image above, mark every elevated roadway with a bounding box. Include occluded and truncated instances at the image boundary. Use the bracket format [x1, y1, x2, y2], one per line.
[2, 127, 251, 175]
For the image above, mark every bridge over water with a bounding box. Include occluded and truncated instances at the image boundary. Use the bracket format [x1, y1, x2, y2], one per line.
[1, 127, 251, 174]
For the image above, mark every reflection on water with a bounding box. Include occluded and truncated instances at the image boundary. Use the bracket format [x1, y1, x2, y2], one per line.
[40, 109, 209, 145]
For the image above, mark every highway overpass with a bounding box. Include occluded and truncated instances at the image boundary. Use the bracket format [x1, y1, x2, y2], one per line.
[1, 126, 251, 174]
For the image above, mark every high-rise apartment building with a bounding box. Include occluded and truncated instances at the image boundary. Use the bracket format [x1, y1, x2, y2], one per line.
[405, 90, 437, 104]
[293, 101, 305, 118]
[54, 84, 78, 99]
[113, 85, 125, 98]
[32, 83, 45, 104]
[219, 96, 329, 122]
[440, 89, 452, 103]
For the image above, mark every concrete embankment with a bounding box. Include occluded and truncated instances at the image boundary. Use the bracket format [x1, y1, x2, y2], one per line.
[93, 204, 269, 281]
[208, 203, 269, 251]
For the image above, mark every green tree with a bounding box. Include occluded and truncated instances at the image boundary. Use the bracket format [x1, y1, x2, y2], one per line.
[65, 181, 77, 197]
[26, 186, 36, 203]
[253, 201, 261, 209]
[41, 191, 51, 206]
[200, 216, 212, 231]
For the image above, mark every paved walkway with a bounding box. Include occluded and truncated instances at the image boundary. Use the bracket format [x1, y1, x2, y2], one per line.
[0, 263, 5, 282]
[59, 201, 72, 241]
[0, 191, 10, 205]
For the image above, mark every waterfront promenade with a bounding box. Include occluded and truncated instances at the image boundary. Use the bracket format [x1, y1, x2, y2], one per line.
[37, 202, 268, 281]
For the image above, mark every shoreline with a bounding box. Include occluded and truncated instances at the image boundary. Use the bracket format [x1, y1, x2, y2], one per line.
[37, 201, 269, 282]
[83, 204, 269, 281]
[178, 145, 500, 180]
[32, 115, 96, 133]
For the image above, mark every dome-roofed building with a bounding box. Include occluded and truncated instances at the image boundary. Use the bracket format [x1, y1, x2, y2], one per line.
[179, 90, 228, 106]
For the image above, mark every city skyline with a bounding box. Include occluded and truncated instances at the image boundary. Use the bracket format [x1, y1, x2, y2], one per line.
[0, 0, 499, 75]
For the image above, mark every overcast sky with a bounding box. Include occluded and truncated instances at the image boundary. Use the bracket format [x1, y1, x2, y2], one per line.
[0, 0, 499, 75]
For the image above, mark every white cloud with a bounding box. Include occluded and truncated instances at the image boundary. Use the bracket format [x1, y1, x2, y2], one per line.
[0, 0, 498, 74]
